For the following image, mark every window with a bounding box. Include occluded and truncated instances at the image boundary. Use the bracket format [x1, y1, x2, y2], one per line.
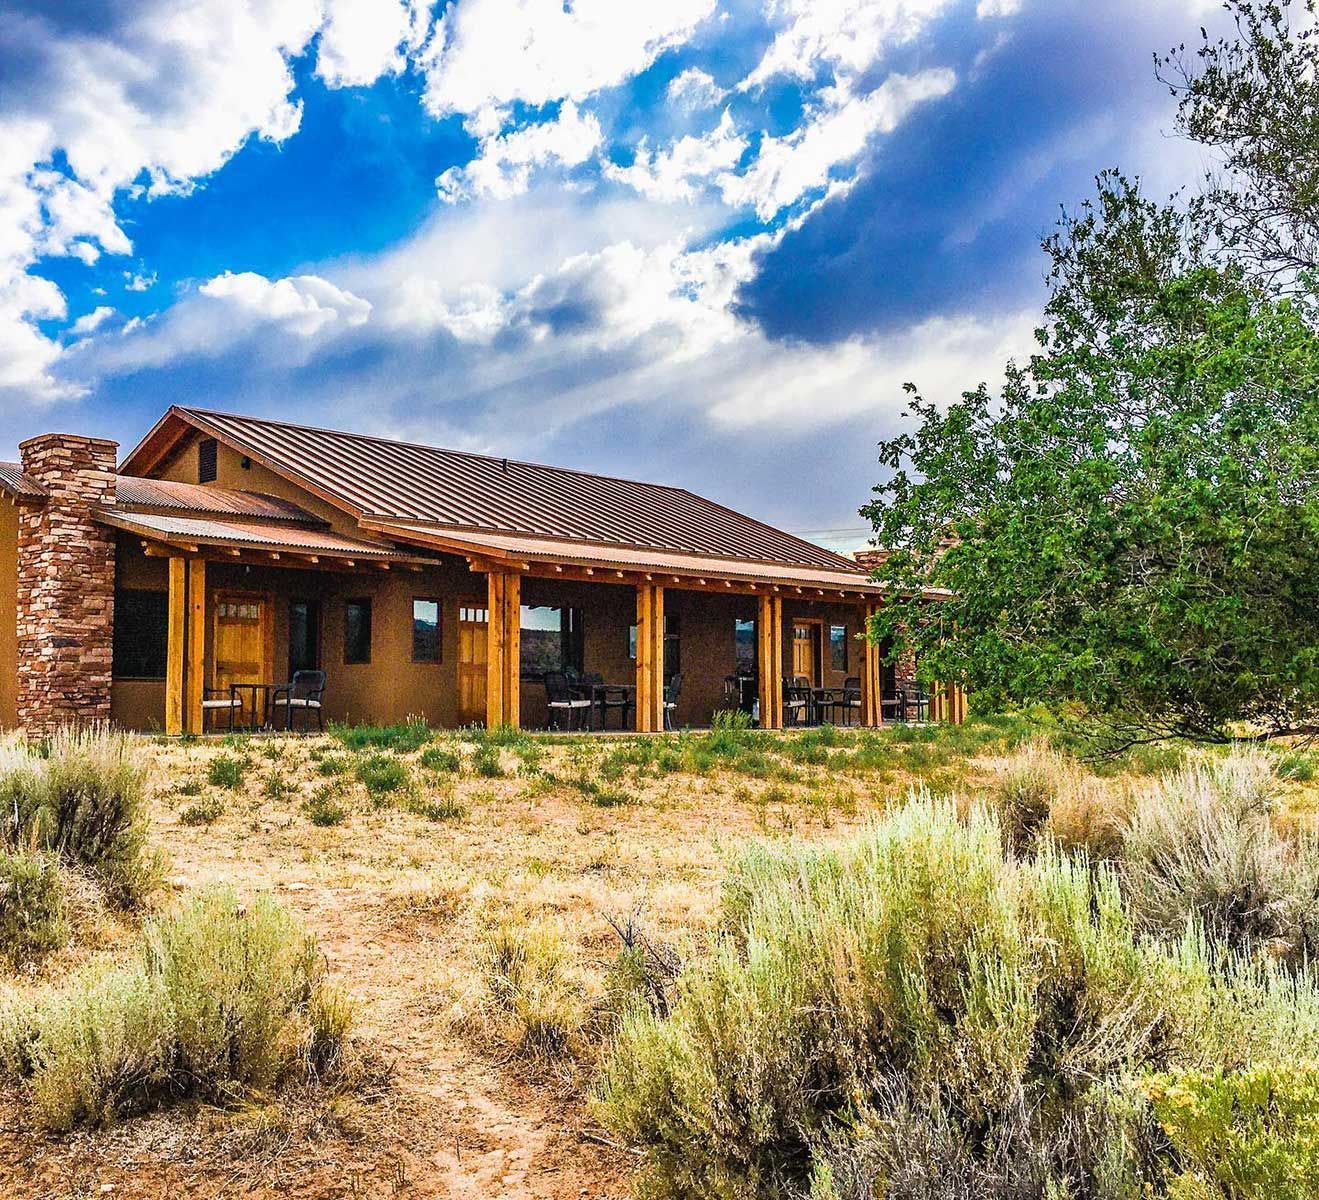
[520, 605, 582, 676]
[344, 598, 371, 664]
[830, 624, 848, 672]
[198, 437, 218, 483]
[113, 590, 168, 679]
[734, 618, 756, 675]
[459, 605, 487, 624]
[627, 613, 680, 679]
[289, 600, 320, 676]
[412, 598, 441, 662]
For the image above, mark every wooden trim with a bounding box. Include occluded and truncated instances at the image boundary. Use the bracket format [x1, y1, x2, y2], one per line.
[860, 602, 883, 727]
[484, 569, 521, 729]
[165, 557, 186, 736]
[502, 572, 520, 728]
[633, 583, 666, 732]
[185, 557, 206, 734]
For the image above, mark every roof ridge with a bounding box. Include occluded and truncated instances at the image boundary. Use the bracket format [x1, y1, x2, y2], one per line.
[178, 406, 696, 498]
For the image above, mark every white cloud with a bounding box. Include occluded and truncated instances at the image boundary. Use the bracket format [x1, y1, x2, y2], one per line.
[68, 306, 115, 338]
[722, 69, 957, 220]
[605, 111, 748, 203]
[976, 0, 1023, 15]
[418, 0, 716, 118]
[667, 68, 723, 111]
[199, 271, 371, 336]
[742, 0, 955, 91]
[124, 270, 157, 292]
[437, 102, 603, 202]
[316, 0, 430, 87]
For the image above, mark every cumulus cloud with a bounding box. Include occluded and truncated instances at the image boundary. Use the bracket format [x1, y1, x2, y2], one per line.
[418, 0, 716, 120]
[68, 306, 115, 338]
[315, 0, 430, 87]
[667, 67, 723, 111]
[742, 0, 956, 90]
[722, 69, 957, 219]
[605, 111, 748, 203]
[437, 102, 603, 202]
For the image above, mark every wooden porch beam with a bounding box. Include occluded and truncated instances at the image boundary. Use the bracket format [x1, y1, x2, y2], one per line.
[635, 583, 665, 731]
[185, 557, 206, 735]
[757, 593, 784, 729]
[165, 556, 186, 736]
[485, 568, 521, 729]
[859, 601, 883, 728]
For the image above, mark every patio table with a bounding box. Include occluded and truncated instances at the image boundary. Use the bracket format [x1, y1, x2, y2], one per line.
[228, 682, 283, 731]
[812, 686, 843, 726]
[586, 682, 635, 731]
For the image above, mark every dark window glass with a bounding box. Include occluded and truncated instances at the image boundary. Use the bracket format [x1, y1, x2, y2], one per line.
[344, 598, 371, 664]
[289, 600, 320, 676]
[734, 618, 756, 675]
[520, 605, 582, 676]
[830, 624, 848, 672]
[198, 437, 218, 483]
[412, 598, 441, 662]
[113, 590, 169, 679]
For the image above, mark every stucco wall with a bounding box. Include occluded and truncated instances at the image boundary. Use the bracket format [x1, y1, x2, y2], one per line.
[0, 500, 18, 728]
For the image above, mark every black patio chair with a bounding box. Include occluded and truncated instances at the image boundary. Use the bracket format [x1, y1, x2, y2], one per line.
[545, 670, 591, 730]
[663, 673, 682, 730]
[907, 689, 930, 723]
[597, 684, 634, 731]
[201, 687, 243, 732]
[271, 670, 326, 733]
[837, 676, 862, 726]
[783, 682, 812, 727]
[881, 688, 905, 723]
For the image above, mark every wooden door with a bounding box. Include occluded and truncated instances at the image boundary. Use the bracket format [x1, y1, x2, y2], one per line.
[792, 621, 819, 686]
[213, 593, 272, 721]
[457, 604, 489, 725]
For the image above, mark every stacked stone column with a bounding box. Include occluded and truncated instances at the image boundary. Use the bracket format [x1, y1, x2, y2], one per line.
[15, 434, 118, 737]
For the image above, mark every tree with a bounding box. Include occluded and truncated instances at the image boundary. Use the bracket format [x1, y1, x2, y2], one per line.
[863, 167, 1319, 747]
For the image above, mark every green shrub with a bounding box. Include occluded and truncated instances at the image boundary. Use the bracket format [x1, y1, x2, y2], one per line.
[262, 769, 295, 802]
[303, 784, 348, 827]
[1147, 1063, 1319, 1200]
[1273, 749, 1318, 783]
[355, 752, 411, 798]
[419, 745, 462, 773]
[404, 790, 466, 822]
[206, 754, 246, 790]
[478, 917, 586, 1058]
[331, 719, 431, 753]
[991, 737, 1078, 851]
[177, 794, 224, 826]
[0, 851, 66, 967]
[0, 728, 157, 908]
[472, 744, 504, 779]
[572, 776, 636, 808]
[316, 754, 351, 777]
[2, 888, 350, 1130]
[595, 796, 1319, 1200]
[1121, 750, 1319, 958]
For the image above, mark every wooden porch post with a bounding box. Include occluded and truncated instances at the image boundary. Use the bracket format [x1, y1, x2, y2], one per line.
[635, 583, 665, 731]
[165, 556, 186, 736]
[859, 601, 883, 727]
[485, 569, 521, 729]
[757, 593, 783, 730]
[185, 557, 206, 735]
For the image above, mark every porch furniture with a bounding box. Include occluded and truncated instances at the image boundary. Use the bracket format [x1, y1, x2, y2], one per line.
[811, 685, 839, 725]
[907, 689, 930, 723]
[783, 682, 812, 727]
[271, 670, 327, 733]
[839, 677, 862, 725]
[227, 681, 282, 731]
[545, 671, 591, 730]
[591, 682, 635, 730]
[201, 688, 243, 732]
[882, 689, 906, 723]
[663, 673, 682, 730]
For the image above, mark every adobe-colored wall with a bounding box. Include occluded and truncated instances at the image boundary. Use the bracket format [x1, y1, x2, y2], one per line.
[0, 500, 18, 728]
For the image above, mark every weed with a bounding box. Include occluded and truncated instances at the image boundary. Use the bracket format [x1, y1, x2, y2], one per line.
[178, 794, 224, 826]
[331, 718, 431, 753]
[262, 769, 295, 802]
[207, 754, 247, 790]
[173, 778, 204, 798]
[472, 745, 504, 779]
[316, 754, 352, 777]
[355, 752, 411, 799]
[419, 745, 462, 774]
[303, 784, 348, 827]
[477, 917, 586, 1058]
[404, 791, 467, 822]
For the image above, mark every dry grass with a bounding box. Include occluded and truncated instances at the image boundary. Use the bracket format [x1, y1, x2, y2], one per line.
[0, 721, 1315, 1198]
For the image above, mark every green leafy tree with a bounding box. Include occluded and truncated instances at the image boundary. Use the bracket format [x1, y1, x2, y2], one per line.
[862, 170, 1319, 747]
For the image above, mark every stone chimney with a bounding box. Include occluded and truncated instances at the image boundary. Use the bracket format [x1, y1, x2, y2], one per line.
[15, 433, 118, 737]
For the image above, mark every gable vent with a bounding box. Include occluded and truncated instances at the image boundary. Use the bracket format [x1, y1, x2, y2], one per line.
[198, 437, 218, 483]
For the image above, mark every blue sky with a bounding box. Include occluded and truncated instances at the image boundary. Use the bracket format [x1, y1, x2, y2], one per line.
[0, 0, 1220, 548]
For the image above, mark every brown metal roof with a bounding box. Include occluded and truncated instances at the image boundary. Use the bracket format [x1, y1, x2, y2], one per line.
[0, 462, 45, 500]
[126, 407, 862, 575]
[113, 477, 322, 525]
[97, 509, 420, 560]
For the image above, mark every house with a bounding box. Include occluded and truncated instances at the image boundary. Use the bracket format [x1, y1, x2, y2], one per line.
[0, 408, 965, 737]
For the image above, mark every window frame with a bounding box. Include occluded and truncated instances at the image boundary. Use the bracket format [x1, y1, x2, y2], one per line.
[343, 597, 372, 665]
[829, 623, 848, 673]
[518, 604, 583, 679]
[411, 596, 442, 663]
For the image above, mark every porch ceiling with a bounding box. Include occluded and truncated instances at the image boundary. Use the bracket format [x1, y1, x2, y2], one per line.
[96, 508, 434, 565]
